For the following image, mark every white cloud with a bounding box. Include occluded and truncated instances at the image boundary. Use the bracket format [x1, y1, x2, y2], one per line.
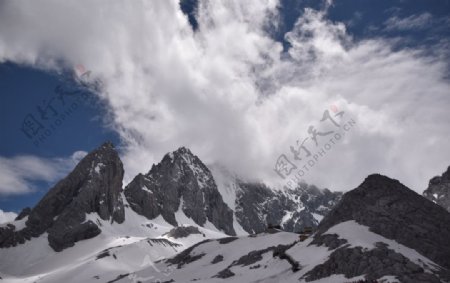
[384, 13, 433, 31]
[0, 210, 18, 224]
[0, 0, 448, 193]
[0, 151, 87, 195]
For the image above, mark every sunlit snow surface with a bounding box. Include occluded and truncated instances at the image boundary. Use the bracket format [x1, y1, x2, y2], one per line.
[0, 194, 228, 283]
[0, 211, 442, 282]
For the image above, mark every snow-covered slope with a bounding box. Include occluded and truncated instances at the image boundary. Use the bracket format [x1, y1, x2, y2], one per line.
[2, 143, 449, 283]
[120, 219, 447, 283]
[111, 174, 450, 283]
[0, 195, 228, 283]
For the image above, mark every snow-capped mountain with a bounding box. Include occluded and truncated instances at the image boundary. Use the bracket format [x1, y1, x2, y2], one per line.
[133, 174, 450, 283]
[423, 165, 450, 213]
[0, 142, 125, 251]
[125, 147, 236, 236]
[0, 142, 338, 282]
[125, 146, 341, 236]
[1, 142, 450, 283]
[0, 144, 232, 282]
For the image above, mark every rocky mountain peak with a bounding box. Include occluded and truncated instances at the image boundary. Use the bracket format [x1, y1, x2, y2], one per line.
[316, 173, 450, 270]
[173, 146, 192, 156]
[159, 146, 194, 164]
[147, 146, 207, 181]
[125, 146, 236, 235]
[423, 165, 450, 212]
[0, 142, 125, 251]
[100, 140, 115, 149]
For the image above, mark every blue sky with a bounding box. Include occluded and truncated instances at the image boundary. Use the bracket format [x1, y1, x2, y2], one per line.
[0, 63, 119, 212]
[0, 0, 449, 218]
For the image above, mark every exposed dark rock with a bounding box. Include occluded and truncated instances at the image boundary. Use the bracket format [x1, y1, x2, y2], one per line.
[233, 247, 273, 267]
[164, 226, 203, 239]
[166, 239, 212, 268]
[235, 183, 279, 234]
[310, 234, 348, 250]
[15, 207, 31, 221]
[303, 243, 443, 283]
[96, 250, 111, 260]
[249, 264, 261, 269]
[211, 255, 224, 264]
[316, 174, 450, 270]
[125, 147, 235, 235]
[272, 242, 301, 272]
[48, 220, 102, 251]
[304, 173, 450, 283]
[235, 182, 342, 234]
[218, 237, 238, 244]
[423, 165, 450, 212]
[147, 238, 182, 248]
[0, 142, 125, 251]
[227, 243, 299, 272]
[214, 268, 235, 279]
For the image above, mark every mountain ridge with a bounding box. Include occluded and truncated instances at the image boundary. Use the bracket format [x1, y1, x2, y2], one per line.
[423, 165, 450, 213]
[2, 142, 449, 282]
[125, 146, 236, 235]
[0, 142, 125, 251]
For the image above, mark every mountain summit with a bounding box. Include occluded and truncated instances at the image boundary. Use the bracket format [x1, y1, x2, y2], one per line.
[424, 165, 450, 212]
[309, 173, 450, 280]
[125, 146, 236, 235]
[1, 143, 450, 282]
[0, 142, 125, 251]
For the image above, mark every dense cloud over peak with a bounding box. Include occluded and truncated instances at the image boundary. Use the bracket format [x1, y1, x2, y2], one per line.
[0, 0, 449, 193]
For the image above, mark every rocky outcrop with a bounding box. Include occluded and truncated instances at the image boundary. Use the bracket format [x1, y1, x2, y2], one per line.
[125, 147, 236, 235]
[304, 242, 443, 283]
[0, 142, 125, 251]
[423, 165, 450, 212]
[309, 174, 450, 281]
[15, 207, 31, 221]
[235, 182, 342, 234]
[164, 226, 203, 239]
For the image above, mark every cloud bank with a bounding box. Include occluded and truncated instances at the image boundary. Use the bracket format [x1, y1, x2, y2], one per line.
[0, 151, 87, 195]
[384, 13, 433, 31]
[0, 0, 449, 192]
[0, 209, 17, 224]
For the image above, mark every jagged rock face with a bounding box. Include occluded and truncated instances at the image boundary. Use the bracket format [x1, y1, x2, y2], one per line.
[0, 142, 125, 251]
[423, 166, 450, 212]
[15, 207, 31, 221]
[235, 183, 277, 234]
[125, 147, 236, 235]
[304, 239, 444, 283]
[235, 182, 342, 234]
[316, 174, 450, 270]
